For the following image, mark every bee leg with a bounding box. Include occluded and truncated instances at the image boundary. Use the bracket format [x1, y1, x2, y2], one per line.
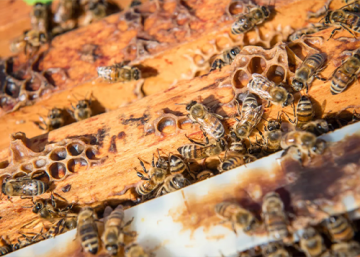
[137, 158, 148, 173]
[35, 115, 48, 130]
[123, 217, 135, 229]
[231, 221, 238, 235]
[314, 74, 327, 82]
[340, 24, 356, 39]
[328, 27, 342, 40]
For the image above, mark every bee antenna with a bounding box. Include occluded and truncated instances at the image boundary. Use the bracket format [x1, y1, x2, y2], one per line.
[175, 103, 188, 105]
[72, 94, 79, 101]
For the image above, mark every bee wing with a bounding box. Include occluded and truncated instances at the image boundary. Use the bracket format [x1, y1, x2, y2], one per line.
[103, 206, 113, 222]
[281, 122, 296, 133]
[253, 105, 264, 125]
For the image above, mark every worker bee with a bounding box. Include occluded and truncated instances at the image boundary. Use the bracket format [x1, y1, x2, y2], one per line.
[10, 30, 47, 55]
[331, 241, 360, 256]
[259, 119, 282, 155]
[83, 0, 107, 25]
[156, 174, 190, 197]
[322, 214, 355, 243]
[229, 132, 247, 154]
[68, 94, 92, 121]
[215, 201, 258, 234]
[262, 243, 290, 257]
[323, 4, 360, 40]
[231, 5, 270, 34]
[125, 244, 153, 257]
[262, 192, 289, 240]
[168, 154, 188, 174]
[281, 130, 326, 159]
[179, 100, 225, 141]
[196, 170, 214, 181]
[331, 48, 360, 95]
[30, 2, 50, 32]
[2, 176, 49, 198]
[35, 107, 65, 131]
[102, 205, 134, 256]
[0, 237, 12, 256]
[232, 93, 264, 139]
[97, 62, 141, 82]
[210, 46, 241, 72]
[291, 53, 326, 92]
[289, 23, 329, 42]
[177, 133, 227, 160]
[247, 74, 294, 107]
[218, 153, 244, 173]
[46, 216, 77, 238]
[301, 119, 331, 136]
[299, 227, 326, 257]
[77, 207, 100, 255]
[135, 154, 168, 196]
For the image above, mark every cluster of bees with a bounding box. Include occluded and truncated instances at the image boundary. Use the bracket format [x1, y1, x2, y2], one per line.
[11, 0, 117, 56]
[216, 192, 360, 257]
[0, 191, 150, 256]
[2, 0, 360, 256]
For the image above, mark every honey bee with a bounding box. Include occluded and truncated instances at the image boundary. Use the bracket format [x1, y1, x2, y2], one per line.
[31, 2, 49, 32]
[215, 201, 258, 234]
[289, 23, 329, 42]
[322, 215, 355, 243]
[261, 192, 289, 240]
[280, 130, 326, 159]
[247, 74, 294, 107]
[232, 93, 264, 139]
[196, 170, 214, 181]
[36, 107, 65, 131]
[135, 154, 168, 196]
[262, 243, 290, 257]
[10, 30, 47, 55]
[210, 46, 241, 72]
[168, 154, 189, 175]
[68, 95, 92, 121]
[156, 174, 190, 197]
[97, 62, 141, 82]
[323, 4, 360, 40]
[218, 153, 244, 173]
[229, 132, 247, 154]
[125, 244, 153, 257]
[331, 241, 360, 256]
[299, 227, 326, 257]
[179, 100, 225, 141]
[301, 119, 331, 136]
[83, 0, 107, 25]
[102, 205, 134, 256]
[0, 237, 11, 256]
[331, 48, 360, 95]
[77, 207, 100, 255]
[46, 216, 77, 238]
[2, 176, 49, 198]
[231, 5, 270, 34]
[177, 133, 227, 160]
[291, 53, 327, 92]
[260, 119, 282, 155]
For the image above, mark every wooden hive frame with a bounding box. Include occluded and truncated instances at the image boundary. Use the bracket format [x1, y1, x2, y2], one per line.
[1, 0, 360, 254]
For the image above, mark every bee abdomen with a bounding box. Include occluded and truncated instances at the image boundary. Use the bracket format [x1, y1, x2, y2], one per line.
[136, 180, 157, 196]
[306, 53, 326, 69]
[219, 156, 243, 172]
[80, 223, 99, 254]
[0, 246, 11, 255]
[265, 214, 289, 239]
[177, 145, 206, 159]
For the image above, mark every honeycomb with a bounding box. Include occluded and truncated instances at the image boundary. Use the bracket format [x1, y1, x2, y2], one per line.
[0, 132, 104, 182]
[227, 36, 323, 105]
[183, 25, 294, 80]
[0, 57, 66, 114]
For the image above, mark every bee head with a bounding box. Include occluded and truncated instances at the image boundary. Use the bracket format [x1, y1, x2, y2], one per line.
[291, 78, 304, 91]
[132, 67, 141, 80]
[189, 102, 206, 119]
[49, 108, 62, 119]
[283, 93, 294, 107]
[33, 200, 44, 213]
[186, 100, 197, 111]
[106, 244, 118, 256]
[88, 246, 99, 255]
[261, 6, 270, 18]
[317, 120, 329, 133]
[230, 46, 240, 57]
[312, 139, 326, 154]
[76, 100, 89, 109]
[267, 120, 280, 131]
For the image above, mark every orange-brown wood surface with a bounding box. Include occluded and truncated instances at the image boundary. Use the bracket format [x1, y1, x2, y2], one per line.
[1, 0, 359, 248]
